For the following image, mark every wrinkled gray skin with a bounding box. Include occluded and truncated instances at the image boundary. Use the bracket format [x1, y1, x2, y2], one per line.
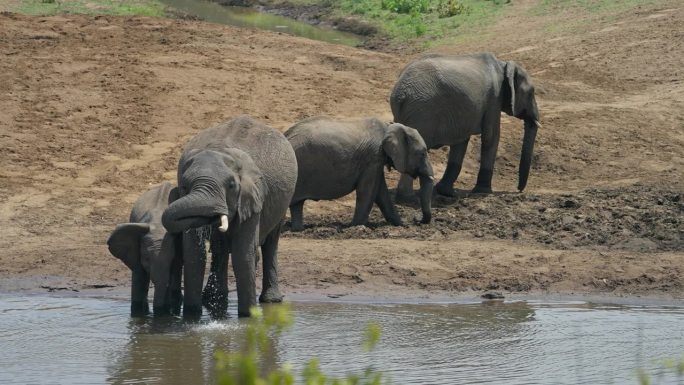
[390, 52, 540, 197]
[107, 182, 182, 317]
[162, 116, 297, 318]
[286, 116, 434, 230]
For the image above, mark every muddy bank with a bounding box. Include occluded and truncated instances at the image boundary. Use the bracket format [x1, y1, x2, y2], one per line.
[0, 1, 683, 299]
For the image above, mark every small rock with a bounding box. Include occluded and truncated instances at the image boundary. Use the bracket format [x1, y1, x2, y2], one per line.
[559, 199, 580, 209]
[481, 291, 505, 300]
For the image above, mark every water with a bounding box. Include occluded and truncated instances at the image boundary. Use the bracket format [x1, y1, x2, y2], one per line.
[1, 295, 683, 384]
[160, 0, 362, 46]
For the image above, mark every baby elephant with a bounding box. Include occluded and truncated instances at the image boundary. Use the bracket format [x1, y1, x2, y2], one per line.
[286, 116, 434, 230]
[107, 182, 182, 316]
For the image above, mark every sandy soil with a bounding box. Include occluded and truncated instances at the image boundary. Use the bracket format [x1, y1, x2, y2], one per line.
[0, 1, 682, 300]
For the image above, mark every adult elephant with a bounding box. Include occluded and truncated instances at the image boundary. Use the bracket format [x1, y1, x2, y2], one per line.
[390, 52, 541, 197]
[286, 116, 433, 230]
[162, 116, 297, 318]
[107, 182, 182, 317]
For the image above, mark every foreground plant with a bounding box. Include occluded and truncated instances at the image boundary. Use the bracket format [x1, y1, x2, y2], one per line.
[215, 304, 389, 385]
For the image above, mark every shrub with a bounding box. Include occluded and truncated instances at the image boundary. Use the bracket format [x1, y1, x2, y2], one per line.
[380, 0, 429, 14]
[215, 304, 389, 385]
[437, 0, 470, 18]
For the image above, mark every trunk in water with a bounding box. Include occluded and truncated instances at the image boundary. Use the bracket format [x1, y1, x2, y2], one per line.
[162, 191, 228, 234]
[518, 120, 538, 192]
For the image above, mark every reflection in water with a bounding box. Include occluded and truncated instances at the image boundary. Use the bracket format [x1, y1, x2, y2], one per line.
[0, 295, 683, 385]
[160, 0, 361, 46]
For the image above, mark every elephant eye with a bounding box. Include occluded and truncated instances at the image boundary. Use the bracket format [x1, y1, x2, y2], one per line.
[227, 179, 236, 189]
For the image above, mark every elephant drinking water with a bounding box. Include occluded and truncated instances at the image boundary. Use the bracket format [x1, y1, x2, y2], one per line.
[107, 182, 182, 317]
[390, 52, 541, 197]
[162, 116, 297, 318]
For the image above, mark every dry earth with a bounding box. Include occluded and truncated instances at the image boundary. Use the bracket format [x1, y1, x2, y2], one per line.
[0, 0, 682, 300]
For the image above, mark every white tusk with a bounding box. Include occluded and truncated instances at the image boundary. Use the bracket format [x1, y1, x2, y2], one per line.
[534, 120, 542, 128]
[218, 215, 229, 233]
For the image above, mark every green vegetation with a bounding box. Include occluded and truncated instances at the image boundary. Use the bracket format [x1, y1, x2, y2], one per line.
[332, 0, 510, 41]
[10, 0, 166, 17]
[215, 304, 389, 385]
[637, 358, 684, 385]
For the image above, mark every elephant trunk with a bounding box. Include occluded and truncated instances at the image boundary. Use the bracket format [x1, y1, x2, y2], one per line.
[418, 174, 434, 224]
[518, 120, 538, 192]
[162, 189, 229, 234]
[417, 159, 433, 223]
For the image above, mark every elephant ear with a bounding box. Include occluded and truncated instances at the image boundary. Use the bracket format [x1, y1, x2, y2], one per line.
[107, 223, 150, 271]
[505, 60, 518, 117]
[226, 148, 265, 223]
[382, 123, 410, 174]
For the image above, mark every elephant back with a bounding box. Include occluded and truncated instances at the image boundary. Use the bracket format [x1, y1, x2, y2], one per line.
[184, 116, 297, 243]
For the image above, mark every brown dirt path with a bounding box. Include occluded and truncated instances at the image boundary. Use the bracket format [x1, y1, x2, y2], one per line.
[0, 1, 682, 299]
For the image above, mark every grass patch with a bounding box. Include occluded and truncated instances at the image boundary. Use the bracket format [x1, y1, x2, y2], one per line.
[12, 0, 166, 17]
[331, 0, 510, 42]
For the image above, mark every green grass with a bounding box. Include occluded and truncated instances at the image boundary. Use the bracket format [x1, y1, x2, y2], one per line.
[332, 0, 510, 42]
[13, 0, 166, 17]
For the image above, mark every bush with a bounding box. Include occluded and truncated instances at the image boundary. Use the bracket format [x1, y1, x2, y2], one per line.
[437, 0, 470, 18]
[215, 305, 389, 385]
[380, 0, 429, 14]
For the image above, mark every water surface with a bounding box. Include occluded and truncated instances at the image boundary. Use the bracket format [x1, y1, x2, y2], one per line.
[1, 295, 682, 384]
[161, 0, 361, 46]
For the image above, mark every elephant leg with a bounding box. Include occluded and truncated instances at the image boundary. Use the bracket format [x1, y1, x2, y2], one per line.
[289, 200, 305, 232]
[232, 215, 259, 317]
[375, 173, 402, 226]
[351, 168, 381, 226]
[435, 140, 469, 197]
[130, 268, 150, 317]
[168, 245, 183, 316]
[259, 223, 284, 303]
[473, 115, 501, 194]
[204, 231, 229, 318]
[182, 228, 207, 319]
[395, 173, 416, 203]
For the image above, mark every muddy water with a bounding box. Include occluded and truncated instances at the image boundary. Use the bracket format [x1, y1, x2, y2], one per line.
[161, 0, 361, 46]
[1, 295, 683, 384]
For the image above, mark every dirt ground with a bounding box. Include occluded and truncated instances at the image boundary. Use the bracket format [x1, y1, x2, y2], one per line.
[0, 1, 682, 300]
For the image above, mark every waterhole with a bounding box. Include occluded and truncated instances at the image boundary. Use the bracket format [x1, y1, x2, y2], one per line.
[1, 295, 682, 384]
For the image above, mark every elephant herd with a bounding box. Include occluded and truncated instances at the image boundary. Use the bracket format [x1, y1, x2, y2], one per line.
[107, 52, 540, 318]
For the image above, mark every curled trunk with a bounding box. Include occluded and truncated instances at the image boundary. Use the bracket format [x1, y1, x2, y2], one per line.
[162, 191, 229, 234]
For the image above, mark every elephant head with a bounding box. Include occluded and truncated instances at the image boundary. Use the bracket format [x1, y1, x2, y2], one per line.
[107, 222, 179, 316]
[162, 148, 264, 234]
[503, 61, 541, 192]
[383, 123, 434, 223]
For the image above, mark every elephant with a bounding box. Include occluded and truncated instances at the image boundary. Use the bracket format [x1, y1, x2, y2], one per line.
[390, 52, 541, 197]
[285, 116, 434, 230]
[162, 116, 297, 318]
[107, 182, 182, 317]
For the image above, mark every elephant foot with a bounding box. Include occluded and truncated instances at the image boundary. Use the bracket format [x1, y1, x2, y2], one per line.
[290, 223, 304, 232]
[130, 301, 150, 317]
[435, 182, 457, 197]
[259, 287, 284, 303]
[471, 185, 493, 194]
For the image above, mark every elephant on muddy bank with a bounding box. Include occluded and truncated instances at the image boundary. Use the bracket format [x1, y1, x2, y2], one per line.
[285, 116, 434, 230]
[107, 182, 182, 317]
[390, 52, 541, 197]
[162, 116, 297, 318]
